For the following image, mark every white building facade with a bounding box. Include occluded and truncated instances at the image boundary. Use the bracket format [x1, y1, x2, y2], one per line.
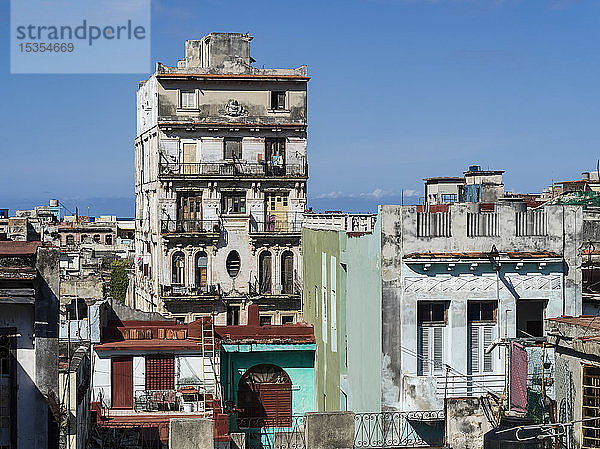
[134, 33, 308, 324]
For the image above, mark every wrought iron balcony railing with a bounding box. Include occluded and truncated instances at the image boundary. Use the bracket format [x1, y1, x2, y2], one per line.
[354, 411, 444, 448]
[160, 219, 220, 234]
[158, 162, 307, 178]
[249, 212, 303, 234]
[161, 284, 221, 298]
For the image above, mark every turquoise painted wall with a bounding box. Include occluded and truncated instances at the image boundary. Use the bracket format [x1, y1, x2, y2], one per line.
[220, 345, 315, 417]
[342, 218, 382, 412]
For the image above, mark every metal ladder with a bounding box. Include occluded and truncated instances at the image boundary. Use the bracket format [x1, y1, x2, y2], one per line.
[200, 318, 216, 417]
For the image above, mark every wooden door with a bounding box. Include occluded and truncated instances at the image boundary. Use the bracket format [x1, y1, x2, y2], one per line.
[179, 194, 202, 231]
[112, 357, 133, 409]
[282, 252, 294, 294]
[183, 143, 197, 174]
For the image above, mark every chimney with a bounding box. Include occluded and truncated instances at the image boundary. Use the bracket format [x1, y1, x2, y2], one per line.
[247, 303, 260, 327]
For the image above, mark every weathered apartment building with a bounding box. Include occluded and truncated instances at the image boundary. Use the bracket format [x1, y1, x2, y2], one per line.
[0, 241, 60, 449]
[302, 202, 582, 443]
[133, 33, 308, 325]
[424, 164, 505, 205]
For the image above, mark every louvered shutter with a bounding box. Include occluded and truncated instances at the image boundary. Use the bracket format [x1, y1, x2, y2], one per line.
[483, 326, 494, 373]
[418, 326, 430, 375]
[470, 326, 480, 374]
[433, 327, 443, 374]
[260, 384, 292, 427]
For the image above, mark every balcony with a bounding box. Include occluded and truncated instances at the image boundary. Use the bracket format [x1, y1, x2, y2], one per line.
[161, 284, 221, 299]
[158, 162, 307, 178]
[249, 212, 302, 234]
[435, 373, 505, 398]
[160, 219, 220, 235]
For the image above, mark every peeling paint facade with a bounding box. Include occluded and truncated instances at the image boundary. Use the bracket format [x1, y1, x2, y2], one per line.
[303, 202, 582, 422]
[134, 33, 308, 325]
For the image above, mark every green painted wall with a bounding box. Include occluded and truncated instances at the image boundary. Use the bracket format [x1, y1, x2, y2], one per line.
[301, 228, 342, 411]
[302, 222, 382, 412]
[220, 345, 315, 417]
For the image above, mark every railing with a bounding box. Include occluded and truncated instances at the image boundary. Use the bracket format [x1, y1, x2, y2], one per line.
[516, 209, 547, 236]
[161, 284, 221, 298]
[159, 162, 307, 178]
[466, 212, 499, 237]
[160, 219, 220, 234]
[354, 411, 444, 448]
[134, 390, 179, 412]
[93, 421, 169, 449]
[435, 373, 505, 398]
[237, 415, 305, 449]
[417, 212, 451, 237]
[250, 213, 303, 234]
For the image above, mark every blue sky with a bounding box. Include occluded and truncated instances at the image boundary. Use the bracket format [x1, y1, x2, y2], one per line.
[1, 0, 599, 216]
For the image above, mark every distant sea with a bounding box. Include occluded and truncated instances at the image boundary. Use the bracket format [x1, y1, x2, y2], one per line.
[1, 194, 420, 219]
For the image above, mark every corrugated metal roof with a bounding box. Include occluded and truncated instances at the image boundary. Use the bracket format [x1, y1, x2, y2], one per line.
[0, 241, 40, 255]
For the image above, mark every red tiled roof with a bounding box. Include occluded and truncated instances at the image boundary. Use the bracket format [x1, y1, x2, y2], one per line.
[215, 323, 315, 344]
[0, 241, 41, 255]
[94, 339, 205, 351]
[548, 315, 600, 330]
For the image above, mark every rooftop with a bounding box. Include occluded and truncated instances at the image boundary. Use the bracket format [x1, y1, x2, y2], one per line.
[548, 315, 600, 331]
[404, 251, 561, 261]
[0, 241, 41, 256]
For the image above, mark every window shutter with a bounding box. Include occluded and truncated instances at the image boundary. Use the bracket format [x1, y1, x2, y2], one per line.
[470, 326, 480, 374]
[433, 327, 443, 374]
[483, 326, 494, 373]
[418, 326, 430, 375]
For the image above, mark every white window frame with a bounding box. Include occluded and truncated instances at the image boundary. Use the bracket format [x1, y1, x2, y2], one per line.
[418, 325, 444, 376]
[468, 324, 496, 374]
[180, 90, 197, 109]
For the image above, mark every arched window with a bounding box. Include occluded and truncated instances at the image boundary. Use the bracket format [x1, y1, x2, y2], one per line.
[66, 234, 75, 246]
[172, 251, 185, 285]
[195, 251, 208, 289]
[93, 234, 101, 243]
[281, 251, 294, 294]
[80, 234, 88, 243]
[259, 251, 272, 294]
[237, 364, 292, 427]
[105, 234, 113, 245]
[226, 251, 240, 278]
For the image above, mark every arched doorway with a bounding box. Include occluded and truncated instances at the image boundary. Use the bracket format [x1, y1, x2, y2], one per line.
[195, 251, 208, 290]
[281, 251, 294, 294]
[259, 251, 272, 294]
[172, 251, 185, 285]
[237, 364, 292, 427]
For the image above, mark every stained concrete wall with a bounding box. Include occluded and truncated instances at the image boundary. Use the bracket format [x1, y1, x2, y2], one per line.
[380, 203, 582, 412]
[446, 398, 493, 449]
[546, 319, 600, 449]
[169, 417, 213, 449]
[304, 412, 355, 449]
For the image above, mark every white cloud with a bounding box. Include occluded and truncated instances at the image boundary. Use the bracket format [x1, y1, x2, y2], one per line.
[313, 188, 420, 200]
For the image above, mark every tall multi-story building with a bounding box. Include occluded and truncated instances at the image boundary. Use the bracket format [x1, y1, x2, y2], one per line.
[134, 33, 308, 325]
